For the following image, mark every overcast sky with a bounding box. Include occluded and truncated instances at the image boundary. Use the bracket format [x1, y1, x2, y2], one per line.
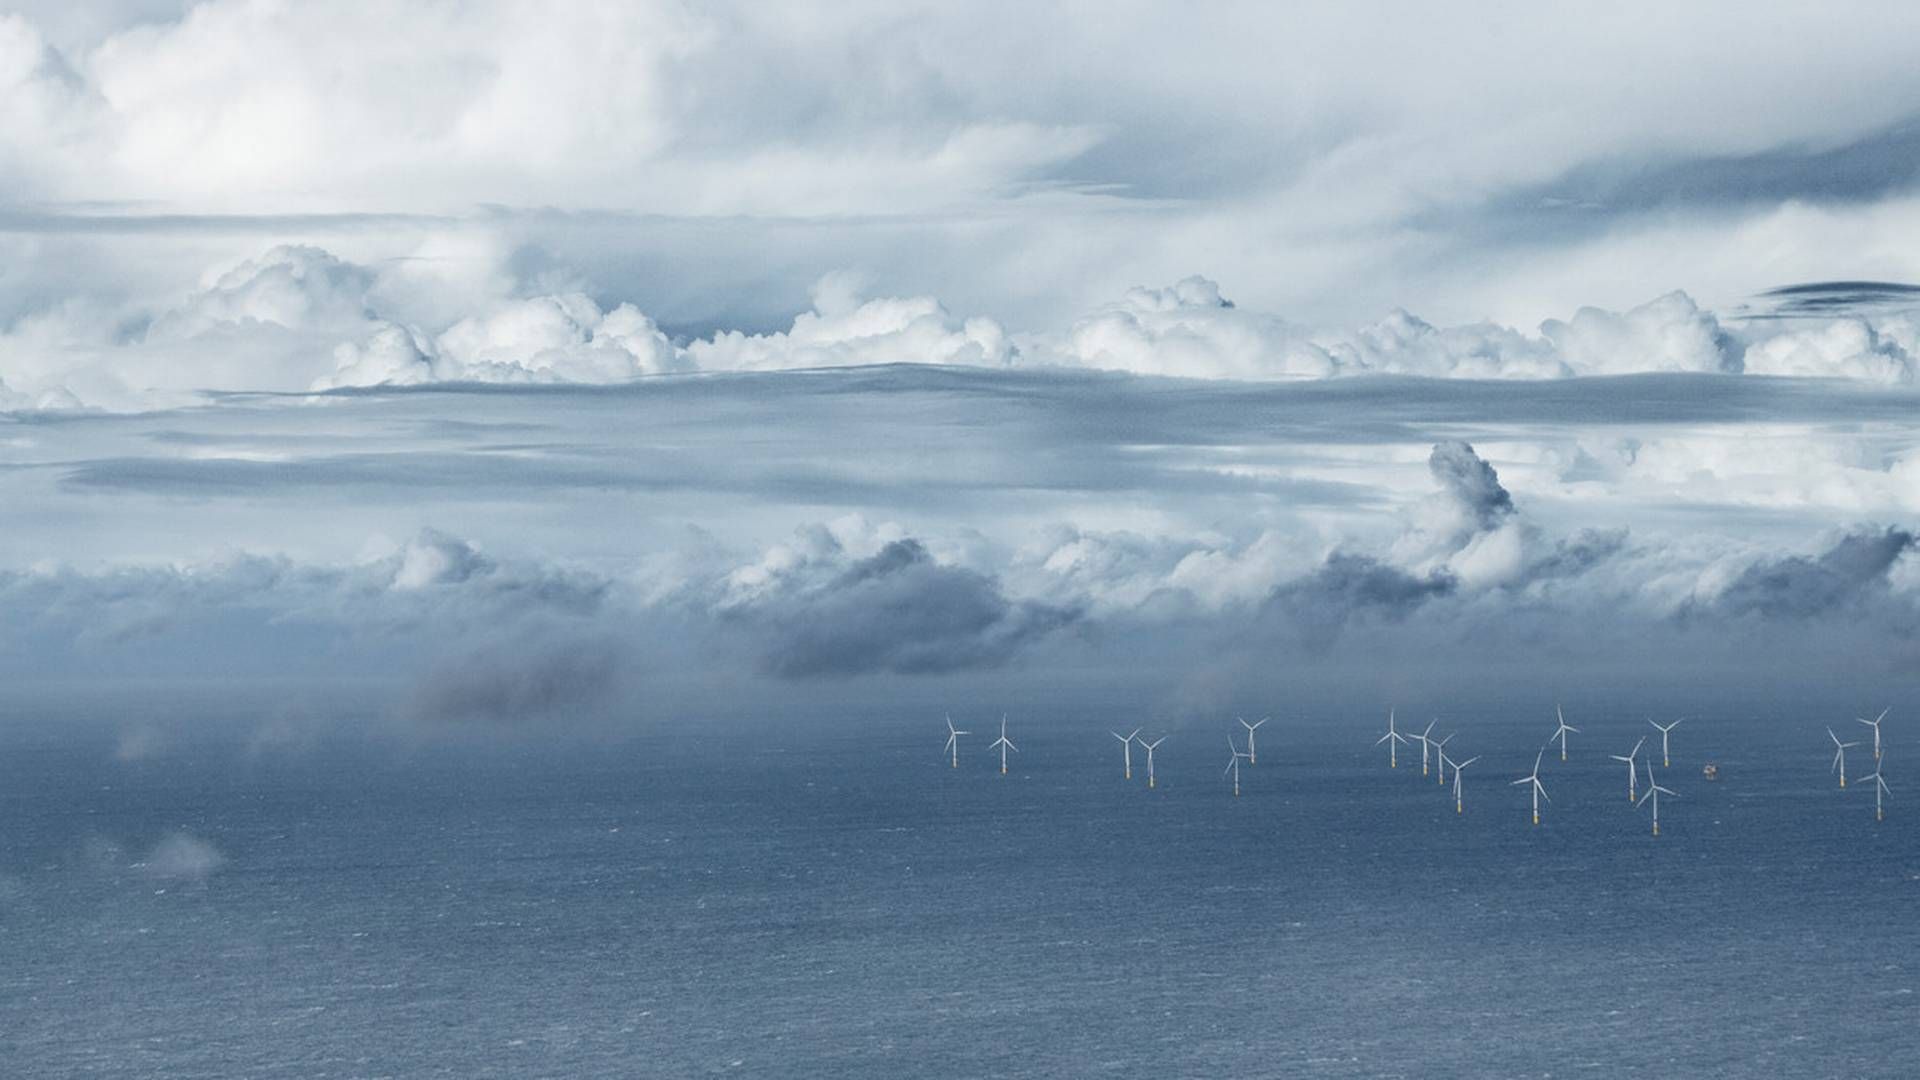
[3, 2, 1919, 740]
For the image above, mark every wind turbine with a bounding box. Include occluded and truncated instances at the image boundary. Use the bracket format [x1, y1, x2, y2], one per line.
[1140, 735, 1166, 789]
[1857, 708, 1889, 761]
[1860, 755, 1890, 822]
[1238, 716, 1269, 764]
[1111, 728, 1142, 779]
[1609, 737, 1646, 803]
[1550, 706, 1579, 762]
[1433, 733, 1455, 785]
[1638, 760, 1677, 836]
[1224, 735, 1251, 796]
[1511, 749, 1549, 826]
[1829, 726, 1859, 788]
[1648, 718, 1682, 767]
[1411, 720, 1437, 777]
[1449, 755, 1479, 814]
[990, 714, 1017, 776]
[943, 715, 969, 768]
[1375, 708, 1408, 768]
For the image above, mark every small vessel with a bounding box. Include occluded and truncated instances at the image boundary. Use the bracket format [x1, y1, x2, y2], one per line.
[1702, 762, 1720, 781]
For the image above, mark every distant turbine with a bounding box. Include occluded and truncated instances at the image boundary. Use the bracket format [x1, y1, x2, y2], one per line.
[1111, 728, 1142, 779]
[943, 715, 970, 768]
[1432, 733, 1455, 785]
[1550, 705, 1579, 762]
[1638, 760, 1677, 836]
[1449, 755, 1480, 814]
[1238, 716, 1269, 764]
[1857, 708, 1889, 761]
[1411, 719, 1437, 777]
[1829, 726, 1860, 788]
[1648, 718, 1682, 767]
[1140, 735, 1167, 789]
[1224, 735, 1251, 796]
[990, 714, 1017, 776]
[1375, 708, 1408, 769]
[1511, 749, 1550, 826]
[1859, 754, 1890, 822]
[1609, 737, 1647, 803]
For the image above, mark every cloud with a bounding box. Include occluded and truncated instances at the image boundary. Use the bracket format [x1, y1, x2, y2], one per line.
[715, 522, 1077, 677]
[1260, 552, 1457, 642]
[1700, 526, 1915, 619]
[1034, 275, 1335, 379]
[686, 275, 1011, 372]
[147, 245, 373, 340]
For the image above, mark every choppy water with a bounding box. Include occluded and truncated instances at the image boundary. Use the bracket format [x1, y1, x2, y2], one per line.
[2, 706, 1915, 1077]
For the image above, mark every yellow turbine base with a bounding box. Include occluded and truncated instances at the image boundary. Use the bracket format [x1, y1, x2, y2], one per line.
[1456, 803, 1462, 814]
[1532, 812, 1540, 826]
[1653, 822, 1660, 836]
[1124, 769, 1131, 780]
[1841, 777, 1847, 788]
[1664, 757, 1670, 768]
[1000, 765, 1007, 775]
[1560, 751, 1567, 762]
[1149, 777, 1156, 789]
[1878, 808, 1885, 822]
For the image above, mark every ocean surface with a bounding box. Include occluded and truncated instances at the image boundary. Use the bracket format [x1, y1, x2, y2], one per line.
[2, 703, 1915, 1077]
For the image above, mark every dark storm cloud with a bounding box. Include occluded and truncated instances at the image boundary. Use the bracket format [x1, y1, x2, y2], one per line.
[1259, 552, 1457, 643]
[1428, 439, 1514, 531]
[1701, 526, 1916, 620]
[1526, 528, 1631, 584]
[728, 539, 1079, 678]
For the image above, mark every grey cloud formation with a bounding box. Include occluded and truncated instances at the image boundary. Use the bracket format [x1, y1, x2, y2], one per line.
[1428, 440, 1514, 532]
[406, 633, 625, 728]
[1703, 527, 1916, 620]
[717, 533, 1079, 678]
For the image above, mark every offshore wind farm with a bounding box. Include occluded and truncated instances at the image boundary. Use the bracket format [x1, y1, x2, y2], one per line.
[10, 4, 1920, 1077]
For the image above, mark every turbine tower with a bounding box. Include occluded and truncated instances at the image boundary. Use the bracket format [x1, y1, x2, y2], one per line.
[1411, 720, 1437, 777]
[1860, 755, 1890, 822]
[1609, 737, 1646, 803]
[1829, 726, 1859, 788]
[943, 715, 969, 768]
[1648, 718, 1682, 767]
[1238, 716, 1268, 765]
[1140, 735, 1166, 789]
[1224, 735, 1251, 796]
[1375, 708, 1408, 769]
[990, 714, 1017, 776]
[1638, 760, 1677, 836]
[1550, 706, 1579, 762]
[1449, 755, 1479, 814]
[1858, 708, 1889, 761]
[1111, 728, 1141, 779]
[1433, 733, 1455, 785]
[1511, 749, 1550, 826]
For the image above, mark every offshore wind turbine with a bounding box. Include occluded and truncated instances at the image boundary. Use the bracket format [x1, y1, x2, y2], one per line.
[1411, 720, 1437, 777]
[1449, 755, 1479, 814]
[1638, 760, 1677, 836]
[1375, 708, 1409, 769]
[1238, 717, 1268, 764]
[1111, 728, 1142, 779]
[1511, 749, 1550, 826]
[1829, 726, 1860, 788]
[1858, 708, 1889, 761]
[1140, 735, 1166, 789]
[1224, 735, 1251, 796]
[1609, 737, 1646, 802]
[990, 715, 1017, 775]
[1433, 733, 1455, 785]
[1550, 706, 1579, 762]
[1648, 718, 1682, 767]
[1860, 755, 1890, 822]
[943, 715, 969, 768]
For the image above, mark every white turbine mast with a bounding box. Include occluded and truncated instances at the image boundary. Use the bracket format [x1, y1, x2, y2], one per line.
[1449, 755, 1479, 814]
[943, 715, 970, 768]
[1648, 718, 1682, 768]
[1637, 759, 1677, 836]
[1857, 708, 1889, 762]
[1829, 726, 1860, 789]
[1238, 716, 1269, 765]
[1140, 735, 1167, 790]
[1609, 736, 1646, 803]
[1411, 719, 1437, 777]
[990, 714, 1017, 776]
[1111, 728, 1142, 780]
[1511, 749, 1550, 826]
[1550, 705, 1579, 762]
[1375, 708, 1409, 769]
[1224, 735, 1251, 796]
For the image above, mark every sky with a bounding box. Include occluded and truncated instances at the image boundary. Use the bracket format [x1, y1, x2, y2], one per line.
[3, 1, 1920, 742]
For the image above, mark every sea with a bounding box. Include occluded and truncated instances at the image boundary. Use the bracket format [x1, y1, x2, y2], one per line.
[2, 700, 1915, 1077]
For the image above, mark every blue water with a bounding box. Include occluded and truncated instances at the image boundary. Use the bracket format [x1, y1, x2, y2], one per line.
[2, 707, 1915, 1077]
